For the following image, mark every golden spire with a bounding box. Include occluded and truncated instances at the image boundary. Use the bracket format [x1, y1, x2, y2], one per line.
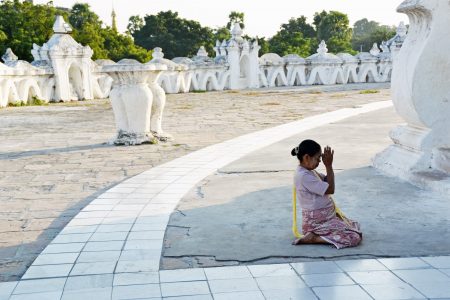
[111, 1, 117, 32]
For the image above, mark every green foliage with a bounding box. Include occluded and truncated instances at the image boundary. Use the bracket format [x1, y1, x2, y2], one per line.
[7, 96, 47, 107]
[214, 26, 231, 44]
[68, 3, 107, 60]
[101, 27, 152, 62]
[72, 23, 108, 60]
[127, 15, 144, 35]
[69, 3, 150, 62]
[256, 37, 270, 55]
[313, 10, 354, 54]
[359, 89, 380, 94]
[267, 12, 359, 57]
[226, 11, 245, 30]
[327, 36, 355, 55]
[269, 32, 312, 57]
[7, 101, 26, 107]
[30, 96, 47, 105]
[0, 2, 397, 64]
[284, 16, 316, 39]
[68, 3, 101, 30]
[268, 16, 316, 57]
[0, 0, 68, 61]
[371, 26, 396, 47]
[0, 29, 7, 42]
[352, 18, 396, 52]
[353, 18, 379, 37]
[131, 11, 215, 59]
[0, 1, 151, 62]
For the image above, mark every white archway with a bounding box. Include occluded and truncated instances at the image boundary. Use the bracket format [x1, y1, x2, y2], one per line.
[239, 55, 250, 79]
[68, 62, 84, 100]
[1, 80, 19, 107]
[19, 79, 44, 104]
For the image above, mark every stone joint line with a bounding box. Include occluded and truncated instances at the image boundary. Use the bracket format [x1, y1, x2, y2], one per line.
[9, 101, 450, 299]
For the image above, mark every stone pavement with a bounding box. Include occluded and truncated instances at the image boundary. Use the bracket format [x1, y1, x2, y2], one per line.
[0, 83, 389, 282]
[162, 106, 450, 268]
[1, 99, 450, 299]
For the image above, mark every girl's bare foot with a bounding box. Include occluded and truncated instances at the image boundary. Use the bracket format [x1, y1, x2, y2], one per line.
[292, 232, 315, 245]
[292, 232, 328, 245]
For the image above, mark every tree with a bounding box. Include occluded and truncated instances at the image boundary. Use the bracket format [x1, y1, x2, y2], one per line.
[312, 11, 328, 30]
[67, 3, 108, 59]
[313, 10, 354, 54]
[127, 15, 144, 35]
[131, 11, 215, 59]
[226, 11, 245, 30]
[0, 29, 8, 43]
[269, 32, 312, 57]
[213, 26, 230, 43]
[72, 23, 108, 60]
[256, 37, 270, 55]
[353, 18, 379, 38]
[68, 3, 150, 62]
[351, 18, 396, 52]
[283, 16, 316, 39]
[102, 27, 151, 62]
[68, 3, 101, 30]
[0, 0, 67, 61]
[0, 1, 150, 62]
[268, 16, 316, 57]
[370, 26, 396, 48]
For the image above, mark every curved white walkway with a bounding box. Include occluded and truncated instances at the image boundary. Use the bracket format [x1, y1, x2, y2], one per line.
[3, 100, 450, 299]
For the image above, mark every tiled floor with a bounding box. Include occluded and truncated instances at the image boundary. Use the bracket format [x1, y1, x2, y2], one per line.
[4, 101, 450, 299]
[5, 259, 450, 299]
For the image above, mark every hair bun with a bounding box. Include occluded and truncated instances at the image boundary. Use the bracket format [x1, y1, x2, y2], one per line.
[291, 147, 297, 156]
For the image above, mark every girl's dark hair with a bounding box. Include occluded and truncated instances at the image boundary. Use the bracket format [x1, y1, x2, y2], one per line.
[291, 139, 321, 161]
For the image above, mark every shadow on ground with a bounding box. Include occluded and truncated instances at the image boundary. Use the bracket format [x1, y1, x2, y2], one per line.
[162, 166, 450, 269]
[0, 182, 122, 282]
[0, 143, 111, 160]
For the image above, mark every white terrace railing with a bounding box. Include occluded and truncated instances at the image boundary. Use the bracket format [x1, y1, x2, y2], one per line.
[0, 18, 407, 108]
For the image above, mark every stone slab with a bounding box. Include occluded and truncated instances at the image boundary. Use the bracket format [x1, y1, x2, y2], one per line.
[162, 107, 450, 266]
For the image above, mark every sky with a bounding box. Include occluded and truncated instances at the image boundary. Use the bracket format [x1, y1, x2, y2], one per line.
[34, 0, 409, 38]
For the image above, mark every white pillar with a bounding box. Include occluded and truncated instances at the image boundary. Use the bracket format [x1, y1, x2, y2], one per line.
[227, 40, 240, 90]
[248, 40, 261, 88]
[81, 57, 94, 99]
[102, 62, 169, 145]
[148, 79, 172, 141]
[373, 0, 450, 191]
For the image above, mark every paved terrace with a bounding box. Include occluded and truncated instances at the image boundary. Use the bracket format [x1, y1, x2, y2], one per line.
[0, 83, 389, 282]
[1, 83, 450, 299]
[161, 106, 450, 268]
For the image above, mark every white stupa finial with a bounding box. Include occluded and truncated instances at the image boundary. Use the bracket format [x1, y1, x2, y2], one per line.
[397, 21, 407, 37]
[2, 48, 18, 63]
[380, 41, 390, 53]
[152, 47, 164, 59]
[231, 23, 243, 42]
[317, 40, 328, 55]
[53, 15, 72, 34]
[370, 43, 380, 56]
[197, 46, 208, 57]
